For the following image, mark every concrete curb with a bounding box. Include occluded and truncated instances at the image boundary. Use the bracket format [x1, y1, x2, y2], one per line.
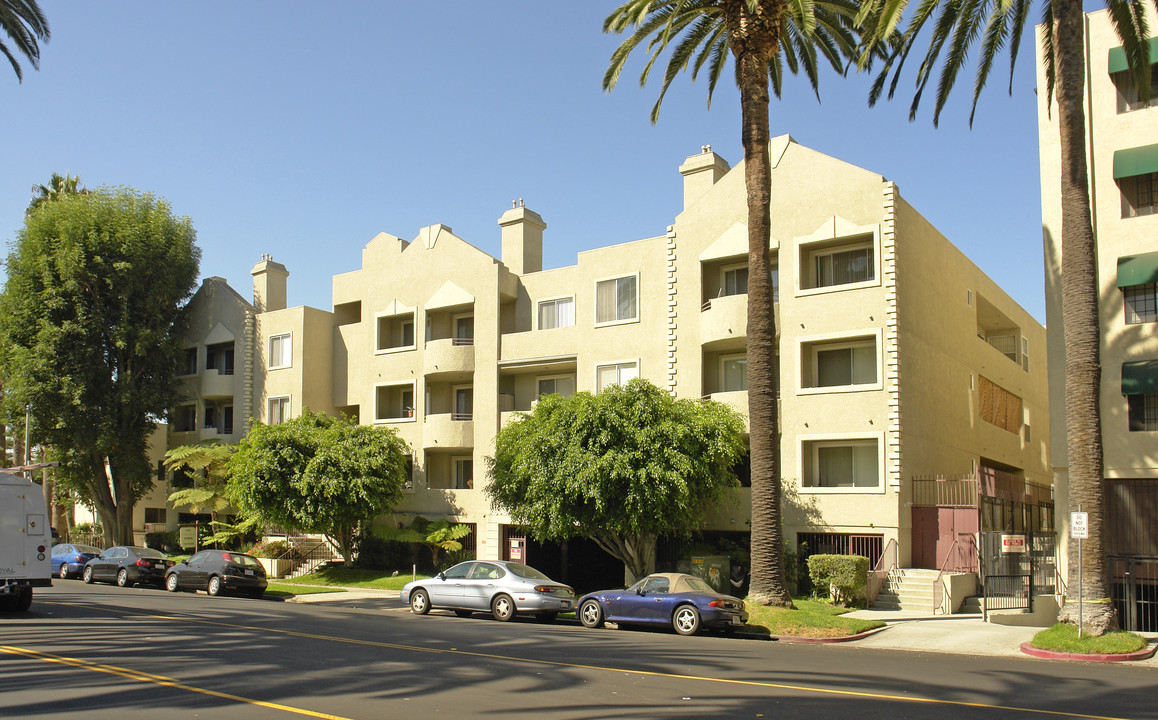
[1019, 641, 1157, 663]
[770, 625, 890, 644]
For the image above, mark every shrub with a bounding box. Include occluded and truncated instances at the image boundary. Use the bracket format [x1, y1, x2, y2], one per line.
[806, 554, 869, 607]
[439, 547, 475, 571]
[353, 534, 416, 571]
[250, 540, 304, 561]
[145, 530, 181, 553]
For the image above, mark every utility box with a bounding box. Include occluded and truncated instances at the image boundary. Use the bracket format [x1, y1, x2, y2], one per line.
[0, 471, 53, 612]
[689, 555, 730, 594]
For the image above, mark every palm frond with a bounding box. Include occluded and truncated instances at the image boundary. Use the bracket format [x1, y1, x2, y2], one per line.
[0, 0, 50, 82]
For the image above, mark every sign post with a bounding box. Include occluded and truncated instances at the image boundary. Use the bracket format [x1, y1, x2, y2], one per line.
[1071, 508, 1089, 638]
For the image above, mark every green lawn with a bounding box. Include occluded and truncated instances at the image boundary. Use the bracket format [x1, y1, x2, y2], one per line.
[1030, 623, 1149, 654]
[742, 598, 885, 638]
[271, 567, 430, 591]
[265, 583, 347, 597]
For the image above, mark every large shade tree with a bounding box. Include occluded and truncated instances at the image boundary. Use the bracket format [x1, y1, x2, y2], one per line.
[487, 378, 747, 583]
[1, 0, 48, 82]
[1, 186, 200, 546]
[227, 410, 410, 565]
[856, 0, 1155, 637]
[602, 0, 870, 606]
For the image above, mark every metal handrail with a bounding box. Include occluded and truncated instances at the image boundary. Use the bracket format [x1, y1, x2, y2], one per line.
[932, 536, 967, 614]
[866, 538, 898, 605]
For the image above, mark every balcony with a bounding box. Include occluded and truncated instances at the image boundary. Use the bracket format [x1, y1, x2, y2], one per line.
[704, 391, 750, 431]
[200, 370, 236, 399]
[501, 325, 578, 363]
[700, 295, 778, 350]
[422, 413, 474, 450]
[424, 338, 475, 380]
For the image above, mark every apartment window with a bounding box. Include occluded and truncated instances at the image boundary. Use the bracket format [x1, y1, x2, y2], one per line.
[722, 264, 748, 296]
[813, 244, 873, 288]
[770, 264, 780, 302]
[269, 333, 292, 369]
[595, 275, 638, 325]
[223, 406, 234, 435]
[721, 355, 747, 392]
[978, 377, 1022, 434]
[804, 440, 880, 489]
[181, 348, 197, 376]
[453, 457, 474, 490]
[801, 336, 878, 389]
[377, 312, 416, 352]
[454, 387, 474, 419]
[454, 315, 475, 344]
[375, 384, 415, 421]
[537, 375, 576, 398]
[1128, 394, 1158, 431]
[596, 361, 638, 393]
[268, 396, 290, 425]
[206, 342, 234, 375]
[1121, 172, 1158, 217]
[1113, 65, 1158, 112]
[1125, 283, 1158, 324]
[144, 507, 167, 524]
[173, 404, 196, 433]
[204, 406, 217, 430]
[538, 297, 575, 330]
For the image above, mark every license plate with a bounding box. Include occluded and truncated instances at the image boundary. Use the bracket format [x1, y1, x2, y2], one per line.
[245, 569, 254, 575]
[730, 616, 742, 624]
[561, 601, 571, 609]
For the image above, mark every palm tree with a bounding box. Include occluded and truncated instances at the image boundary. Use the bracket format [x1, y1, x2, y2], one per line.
[603, 0, 869, 608]
[27, 172, 86, 215]
[857, 0, 1154, 635]
[1, 0, 49, 82]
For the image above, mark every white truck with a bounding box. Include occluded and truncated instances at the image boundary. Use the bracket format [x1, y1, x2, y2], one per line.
[0, 471, 52, 611]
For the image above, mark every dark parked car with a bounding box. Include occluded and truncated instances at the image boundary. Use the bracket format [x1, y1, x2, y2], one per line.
[50, 543, 102, 579]
[164, 549, 268, 598]
[400, 560, 575, 622]
[577, 572, 748, 636]
[82, 546, 173, 587]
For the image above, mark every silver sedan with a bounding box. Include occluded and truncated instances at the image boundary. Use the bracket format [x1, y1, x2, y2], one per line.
[400, 560, 575, 623]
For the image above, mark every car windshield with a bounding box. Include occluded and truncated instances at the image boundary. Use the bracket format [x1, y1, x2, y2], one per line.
[75, 545, 101, 554]
[227, 553, 262, 568]
[505, 563, 550, 581]
[135, 547, 168, 559]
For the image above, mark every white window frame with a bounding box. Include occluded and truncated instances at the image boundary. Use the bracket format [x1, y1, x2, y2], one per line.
[594, 273, 640, 327]
[721, 263, 749, 297]
[267, 396, 291, 426]
[797, 330, 884, 394]
[452, 456, 474, 490]
[536, 295, 576, 330]
[375, 311, 417, 354]
[453, 385, 474, 419]
[453, 313, 475, 343]
[719, 354, 748, 393]
[537, 374, 577, 399]
[795, 224, 882, 297]
[269, 333, 292, 370]
[797, 432, 885, 494]
[595, 360, 639, 393]
[374, 381, 416, 423]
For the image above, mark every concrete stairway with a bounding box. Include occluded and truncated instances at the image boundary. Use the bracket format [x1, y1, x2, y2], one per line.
[871, 568, 941, 611]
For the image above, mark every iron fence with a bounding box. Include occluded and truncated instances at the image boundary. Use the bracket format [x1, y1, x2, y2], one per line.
[984, 575, 1031, 612]
[1110, 555, 1158, 633]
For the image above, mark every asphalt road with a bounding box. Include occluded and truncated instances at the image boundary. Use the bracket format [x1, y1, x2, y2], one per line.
[1, 581, 1155, 720]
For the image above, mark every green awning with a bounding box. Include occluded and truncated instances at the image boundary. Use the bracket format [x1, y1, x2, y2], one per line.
[1113, 144, 1158, 179]
[1108, 37, 1158, 74]
[1122, 360, 1158, 395]
[1118, 252, 1158, 287]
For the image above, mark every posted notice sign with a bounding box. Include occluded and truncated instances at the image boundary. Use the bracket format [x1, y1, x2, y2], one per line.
[1071, 512, 1089, 539]
[1001, 534, 1027, 553]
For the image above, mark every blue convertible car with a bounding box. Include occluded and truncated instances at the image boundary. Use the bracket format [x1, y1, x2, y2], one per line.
[577, 572, 748, 636]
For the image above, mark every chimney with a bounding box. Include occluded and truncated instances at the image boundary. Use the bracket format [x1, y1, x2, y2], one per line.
[498, 199, 545, 275]
[251, 254, 289, 313]
[678, 145, 730, 210]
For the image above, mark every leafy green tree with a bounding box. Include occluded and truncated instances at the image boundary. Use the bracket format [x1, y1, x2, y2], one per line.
[1, 0, 49, 82]
[855, 0, 1151, 638]
[602, 0, 871, 607]
[487, 378, 746, 583]
[28, 172, 87, 215]
[226, 409, 410, 565]
[164, 441, 237, 525]
[1, 186, 200, 546]
[375, 517, 472, 570]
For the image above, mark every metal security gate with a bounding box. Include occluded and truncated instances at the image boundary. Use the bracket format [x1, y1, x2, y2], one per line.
[1105, 479, 1158, 632]
[979, 531, 1056, 612]
[1109, 556, 1158, 633]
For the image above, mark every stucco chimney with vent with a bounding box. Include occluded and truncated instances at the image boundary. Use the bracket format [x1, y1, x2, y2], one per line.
[498, 199, 545, 275]
[251, 254, 289, 313]
[678, 145, 730, 210]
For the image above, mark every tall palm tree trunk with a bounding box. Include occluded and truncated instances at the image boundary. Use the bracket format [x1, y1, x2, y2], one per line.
[732, 13, 792, 608]
[1052, 0, 1117, 634]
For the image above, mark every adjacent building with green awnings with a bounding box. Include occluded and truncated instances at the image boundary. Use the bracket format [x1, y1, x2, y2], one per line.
[1113, 143, 1158, 179]
[1117, 251, 1158, 287]
[1122, 360, 1158, 395]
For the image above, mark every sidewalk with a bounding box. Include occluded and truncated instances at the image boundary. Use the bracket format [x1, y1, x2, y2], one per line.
[281, 588, 1158, 665]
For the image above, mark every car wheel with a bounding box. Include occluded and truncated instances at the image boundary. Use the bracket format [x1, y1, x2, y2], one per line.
[491, 594, 515, 622]
[409, 589, 430, 615]
[535, 612, 558, 624]
[82, 566, 94, 584]
[116, 569, 131, 588]
[454, 610, 473, 618]
[673, 605, 701, 636]
[58, 563, 69, 579]
[165, 574, 180, 593]
[207, 576, 222, 596]
[249, 590, 264, 599]
[579, 599, 604, 628]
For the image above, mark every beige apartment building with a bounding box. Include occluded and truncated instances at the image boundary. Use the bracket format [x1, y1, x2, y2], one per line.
[1038, 9, 1158, 631]
[154, 137, 1050, 597]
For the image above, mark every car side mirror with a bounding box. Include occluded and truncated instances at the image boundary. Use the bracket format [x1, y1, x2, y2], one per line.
[437, 571, 446, 580]
[636, 587, 645, 596]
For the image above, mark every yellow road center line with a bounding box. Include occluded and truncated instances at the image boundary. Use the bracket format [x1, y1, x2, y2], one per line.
[0, 644, 355, 720]
[35, 601, 1144, 720]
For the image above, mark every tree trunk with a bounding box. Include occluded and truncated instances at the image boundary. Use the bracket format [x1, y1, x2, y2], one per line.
[1050, 0, 1117, 635]
[728, 3, 792, 609]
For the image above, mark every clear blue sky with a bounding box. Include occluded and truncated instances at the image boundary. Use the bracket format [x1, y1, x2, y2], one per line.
[2, 1, 1045, 321]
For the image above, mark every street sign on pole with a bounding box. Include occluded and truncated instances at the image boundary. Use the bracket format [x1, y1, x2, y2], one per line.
[1071, 512, 1089, 539]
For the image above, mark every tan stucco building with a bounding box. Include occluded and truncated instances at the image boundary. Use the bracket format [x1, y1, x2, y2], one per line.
[153, 137, 1049, 594]
[1038, 9, 1158, 631]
